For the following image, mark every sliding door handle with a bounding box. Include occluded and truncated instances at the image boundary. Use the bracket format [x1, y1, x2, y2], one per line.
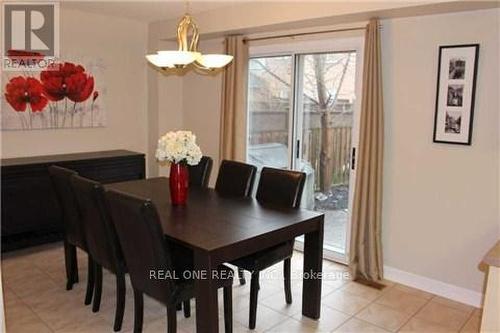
[351, 147, 356, 170]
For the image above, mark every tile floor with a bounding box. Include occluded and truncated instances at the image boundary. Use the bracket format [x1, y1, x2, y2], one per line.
[2, 243, 481, 333]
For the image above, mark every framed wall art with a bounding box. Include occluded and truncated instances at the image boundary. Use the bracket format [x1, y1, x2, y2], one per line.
[433, 44, 479, 145]
[1, 53, 106, 131]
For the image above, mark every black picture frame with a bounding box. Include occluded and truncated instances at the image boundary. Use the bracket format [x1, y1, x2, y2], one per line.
[433, 44, 479, 145]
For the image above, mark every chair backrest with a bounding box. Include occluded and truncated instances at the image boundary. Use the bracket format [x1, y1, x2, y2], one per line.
[48, 165, 85, 249]
[256, 167, 306, 209]
[188, 156, 213, 188]
[70, 175, 124, 273]
[104, 189, 174, 303]
[215, 160, 257, 198]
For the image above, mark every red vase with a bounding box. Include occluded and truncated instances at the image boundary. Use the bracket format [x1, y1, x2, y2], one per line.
[169, 163, 188, 205]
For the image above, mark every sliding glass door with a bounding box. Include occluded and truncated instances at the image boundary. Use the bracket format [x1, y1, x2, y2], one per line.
[247, 56, 293, 169]
[246, 38, 363, 262]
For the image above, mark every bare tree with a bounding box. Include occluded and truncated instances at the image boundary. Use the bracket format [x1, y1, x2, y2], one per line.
[309, 53, 352, 191]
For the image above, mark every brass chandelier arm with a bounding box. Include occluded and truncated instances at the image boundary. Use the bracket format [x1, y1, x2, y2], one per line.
[192, 60, 213, 72]
[176, 14, 200, 52]
[189, 25, 199, 52]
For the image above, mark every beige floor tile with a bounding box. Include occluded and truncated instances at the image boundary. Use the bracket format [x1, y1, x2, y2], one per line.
[380, 279, 396, 288]
[340, 282, 385, 301]
[333, 317, 390, 333]
[141, 316, 194, 333]
[131, 311, 244, 333]
[2, 259, 41, 282]
[5, 300, 53, 333]
[254, 279, 283, 296]
[232, 282, 251, 298]
[322, 268, 352, 291]
[399, 317, 457, 333]
[431, 296, 475, 315]
[36, 300, 107, 331]
[322, 289, 373, 315]
[2, 286, 20, 307]
[355, 303, 413, 332]
[415, 301, 471, 331]
[323, 260, 349, 272]
[293, 304, 350, 332]
[375, 287, 429, 315]
[393, 284, 434, 300]
[53, 316, 114, 333]
[5, 244, 477, 333]
[175, 310, 199, 333]
[234, 304, 288, 331]
[6, 266, 60, 299]
[142, 317, 171, 333]
[459, 310, 481, 333]
[323, 276, 351, 291]
[2, 250, 35, 264]
[259, 284, 337, 317]
[266, 317, 319, 333]
[260, 290, 303, 316]
[300, 281, 339, 296]
[218, 292, 254, 316]
[19, 282, 83, 314]
[98, 292, 166, 332]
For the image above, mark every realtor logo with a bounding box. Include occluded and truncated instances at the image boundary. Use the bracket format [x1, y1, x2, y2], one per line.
[2, 2, 59, 71]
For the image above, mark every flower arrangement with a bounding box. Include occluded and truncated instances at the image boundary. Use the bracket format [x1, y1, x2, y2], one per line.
[155, 130, 202, 166]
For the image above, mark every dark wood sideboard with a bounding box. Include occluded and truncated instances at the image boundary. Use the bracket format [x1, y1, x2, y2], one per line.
[1, 150, 145, 252]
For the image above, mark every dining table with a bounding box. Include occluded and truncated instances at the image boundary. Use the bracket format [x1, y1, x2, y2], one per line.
[105, 177, 324, 333]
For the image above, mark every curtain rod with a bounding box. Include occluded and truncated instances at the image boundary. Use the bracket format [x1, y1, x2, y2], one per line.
[243, 26, 367, 44]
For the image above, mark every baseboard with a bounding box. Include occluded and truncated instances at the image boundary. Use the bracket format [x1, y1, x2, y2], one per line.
[383, 265, 483, 308]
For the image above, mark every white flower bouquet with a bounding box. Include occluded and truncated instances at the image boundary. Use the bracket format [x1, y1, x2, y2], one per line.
[155, 130, 202, 166]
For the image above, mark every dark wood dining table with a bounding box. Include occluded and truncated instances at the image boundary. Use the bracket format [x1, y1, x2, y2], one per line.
[105, 177, 324, 333]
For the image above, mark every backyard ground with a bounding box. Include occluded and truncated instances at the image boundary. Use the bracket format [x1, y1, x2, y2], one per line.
[315, 185, 349, 253]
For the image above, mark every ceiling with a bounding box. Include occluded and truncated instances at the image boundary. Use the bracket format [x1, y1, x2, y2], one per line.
[62, 0, 234, 23]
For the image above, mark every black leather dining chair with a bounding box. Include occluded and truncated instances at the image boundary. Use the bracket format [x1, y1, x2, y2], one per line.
[215, 160, 257, 198]
[48, 165, 94, 306]
[231, 167, 306, 329]
[70, 175, 127, 332]
[215, 160, 257, 285]
[104, 189, 234, 333]
[188, 156, 213, 188]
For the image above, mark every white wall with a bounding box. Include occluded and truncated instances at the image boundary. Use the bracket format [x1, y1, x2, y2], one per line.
[381, 8, 499, 300]
[180, 39, 225, 184]
[1, 8, 148, 163]
[150, 8, 499, 305]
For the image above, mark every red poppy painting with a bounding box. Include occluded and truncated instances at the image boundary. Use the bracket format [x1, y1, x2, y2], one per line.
[40, 62, 94, 102]
[1, 55, 105, 130]
[5, 77, 48, 112]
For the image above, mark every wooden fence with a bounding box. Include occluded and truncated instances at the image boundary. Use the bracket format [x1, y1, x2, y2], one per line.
[249, 126, 352, 190]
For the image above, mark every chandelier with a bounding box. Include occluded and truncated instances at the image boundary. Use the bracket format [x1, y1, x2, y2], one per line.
[146, 12, 233, 72]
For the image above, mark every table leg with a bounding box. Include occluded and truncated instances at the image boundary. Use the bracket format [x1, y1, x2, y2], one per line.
[194, 250, 219, 333]
[302, 217, 324, 319]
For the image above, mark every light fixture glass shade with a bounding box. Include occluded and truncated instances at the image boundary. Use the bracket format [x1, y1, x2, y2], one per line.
[156, 50, 201, 66]
[147, 14, 233, 72]
[146, 54, 174, 68]
[196, 54, 233, 69]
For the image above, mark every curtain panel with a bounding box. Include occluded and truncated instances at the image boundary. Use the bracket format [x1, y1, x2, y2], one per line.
[219, 35, 249, 162]
[349, 18, 385, 283]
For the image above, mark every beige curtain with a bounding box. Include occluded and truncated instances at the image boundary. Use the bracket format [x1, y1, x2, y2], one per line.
[219, 35, 249, 162]
[349, 18, 384, 283]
